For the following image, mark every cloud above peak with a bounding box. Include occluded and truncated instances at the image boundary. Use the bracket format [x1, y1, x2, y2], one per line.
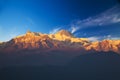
[49, 27, 61, 34]
[70, 5, 120, 33]
[70, 26, 79, 33]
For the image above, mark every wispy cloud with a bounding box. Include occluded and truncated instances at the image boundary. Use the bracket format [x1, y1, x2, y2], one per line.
[87, 37, 101, 41]
[70, 26, 79, 33]
[49, 27, 61, 34]
[70, 5, 120, 33]
[87, 35, 120, 42]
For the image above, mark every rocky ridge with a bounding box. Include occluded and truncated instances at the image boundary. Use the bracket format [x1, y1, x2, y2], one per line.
[0, 30, 120, 53]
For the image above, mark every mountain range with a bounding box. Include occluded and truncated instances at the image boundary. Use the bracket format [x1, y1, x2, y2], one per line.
[1, 30, 120, 80]
[0, 30, 120, 54]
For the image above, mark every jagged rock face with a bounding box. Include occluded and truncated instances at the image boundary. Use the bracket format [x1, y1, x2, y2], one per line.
[84, 40, 120, 53]
[0, 30, 89, 53]
[55, 30, 73, 38]
[49, 30, 89, 44]
[0, 30, 120, 54]
[48, 30, 73, 41]
[0, 32, 63, 51]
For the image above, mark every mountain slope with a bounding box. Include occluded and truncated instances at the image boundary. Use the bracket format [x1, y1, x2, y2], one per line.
[0, 30, 120, 54]
[84, 40, 120, 53]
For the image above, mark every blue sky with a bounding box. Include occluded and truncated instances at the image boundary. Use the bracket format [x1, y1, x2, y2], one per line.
[0, 0, 120, 41]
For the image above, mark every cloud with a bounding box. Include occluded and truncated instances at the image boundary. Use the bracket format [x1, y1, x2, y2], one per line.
[49, 27, 61, 34]
[87, 35, 120, 42]
[110, 37, 120, 40]
[103, 35, 120, 40]
[70, 5, 120, 33]
[88, 36, 101, 41]
[70, 26, 79, 33]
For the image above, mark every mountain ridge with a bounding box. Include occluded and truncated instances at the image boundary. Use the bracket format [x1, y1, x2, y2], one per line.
[0, 30, 120, 54]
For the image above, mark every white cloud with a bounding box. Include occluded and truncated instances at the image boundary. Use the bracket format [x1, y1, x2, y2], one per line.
[70, 5, 120, 33]
[104, 35, 120, 40]
[87, 35, 120, 42]
[49, 27, 61, 34]
[70, 26, 79, 33]
[111, 37, 120, 40]
[88, 36, 101, 41]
